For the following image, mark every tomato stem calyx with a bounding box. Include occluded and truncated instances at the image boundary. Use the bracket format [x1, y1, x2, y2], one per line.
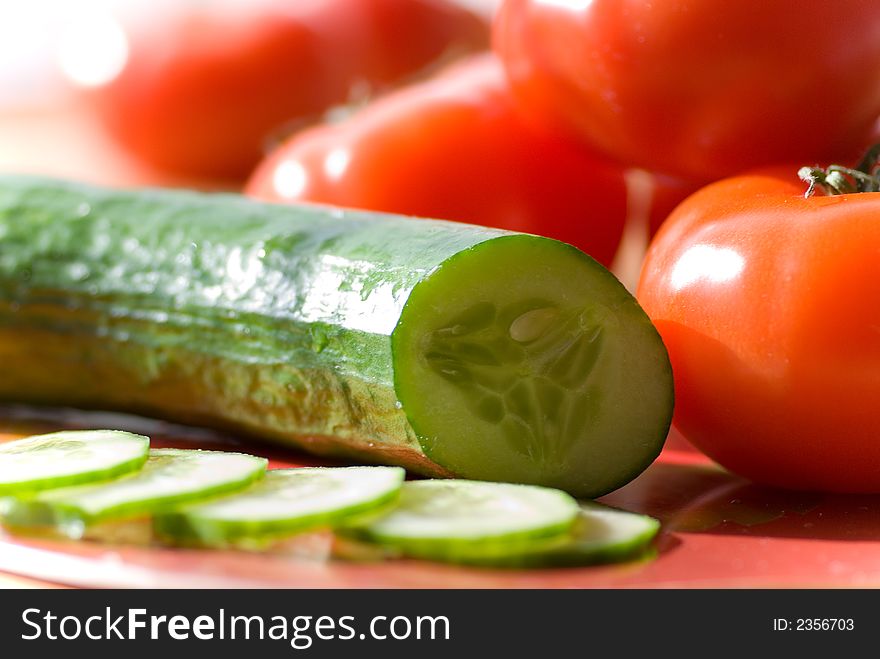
[799, 144, 880, 197]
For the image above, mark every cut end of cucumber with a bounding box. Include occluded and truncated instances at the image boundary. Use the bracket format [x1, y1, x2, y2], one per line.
[392, 235, 673, 497]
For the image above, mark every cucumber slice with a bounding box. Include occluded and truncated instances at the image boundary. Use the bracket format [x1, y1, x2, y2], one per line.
[347, 479, 579, 561]
[154, 466, 405, 546]
[0, 430, 149, 495]
[467, 502, 661, 568]
[2, 448, 266, 537]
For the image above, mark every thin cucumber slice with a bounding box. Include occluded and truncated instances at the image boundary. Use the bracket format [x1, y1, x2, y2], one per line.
[466, 502, 661, 568]
[346, 479, 579, 562]
[154, 466, 405, 546]
[0, 430, 149, 495]
[2, 448, 266, 537]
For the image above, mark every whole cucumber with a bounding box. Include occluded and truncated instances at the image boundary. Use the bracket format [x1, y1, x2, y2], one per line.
[0, 177, 672, 497]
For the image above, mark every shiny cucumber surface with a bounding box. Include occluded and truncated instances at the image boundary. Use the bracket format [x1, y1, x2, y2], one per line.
[0, 176, 673, 496]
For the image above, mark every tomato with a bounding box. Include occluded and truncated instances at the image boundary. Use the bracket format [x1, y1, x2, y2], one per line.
[91, 0, 487, 181]
[493, 0, 880, 181]
[247, 55, 633, 266]
[637, 161, 880, 492]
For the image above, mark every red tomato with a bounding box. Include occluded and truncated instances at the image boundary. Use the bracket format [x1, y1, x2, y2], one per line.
[637, 164, 880, 492]
[92, 0, 487, 181]
[494, 0, 880, 181]
[247, 55, 632, 266]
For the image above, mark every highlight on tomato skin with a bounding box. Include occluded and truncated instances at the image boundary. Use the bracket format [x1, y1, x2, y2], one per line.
[493, 0, 880, 181]
[636, 164, 880, 493]
[85, 0, 489, 183]
[247, 54, 636, 267]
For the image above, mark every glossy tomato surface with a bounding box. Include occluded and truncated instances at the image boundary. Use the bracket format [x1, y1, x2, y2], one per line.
[92, 0, 487, 181]
[248, 55, 631, 266]
[638, 169, 880, 492]
[494, 0, 880, 180]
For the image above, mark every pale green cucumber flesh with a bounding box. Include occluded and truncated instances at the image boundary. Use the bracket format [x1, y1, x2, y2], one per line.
[2, 448, 266, 535]
[154, 466, 405, 545]
[0, 430, 149, 495]
[394, 235, 673, 497]
[346, 479, 580, 561]
[464, 502, 661, 568]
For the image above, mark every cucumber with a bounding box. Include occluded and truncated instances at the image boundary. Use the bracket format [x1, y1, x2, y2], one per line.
[0, 176, 673, 497]
[466, 502, 661, 568]
[0, 430, 149, 495]
[154, 466, 405, 546]
[345, 479, 580, 561]
[1, 448, 266, 536]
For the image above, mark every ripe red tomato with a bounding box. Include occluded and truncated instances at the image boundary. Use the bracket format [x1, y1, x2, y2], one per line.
[247, 55, 633, 265]
[494, 0, 880, 181]
[637, 164, 880, 492]
[91, 0, 487, 181]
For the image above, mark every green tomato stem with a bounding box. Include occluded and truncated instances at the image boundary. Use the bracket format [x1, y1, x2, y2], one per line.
[799, 143, 880, 197]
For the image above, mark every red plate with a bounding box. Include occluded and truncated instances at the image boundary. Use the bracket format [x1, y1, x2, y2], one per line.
[1, 411, 879, 588]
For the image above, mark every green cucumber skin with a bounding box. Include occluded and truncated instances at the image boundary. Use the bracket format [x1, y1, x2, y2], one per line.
[0, 176, 507, 475]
